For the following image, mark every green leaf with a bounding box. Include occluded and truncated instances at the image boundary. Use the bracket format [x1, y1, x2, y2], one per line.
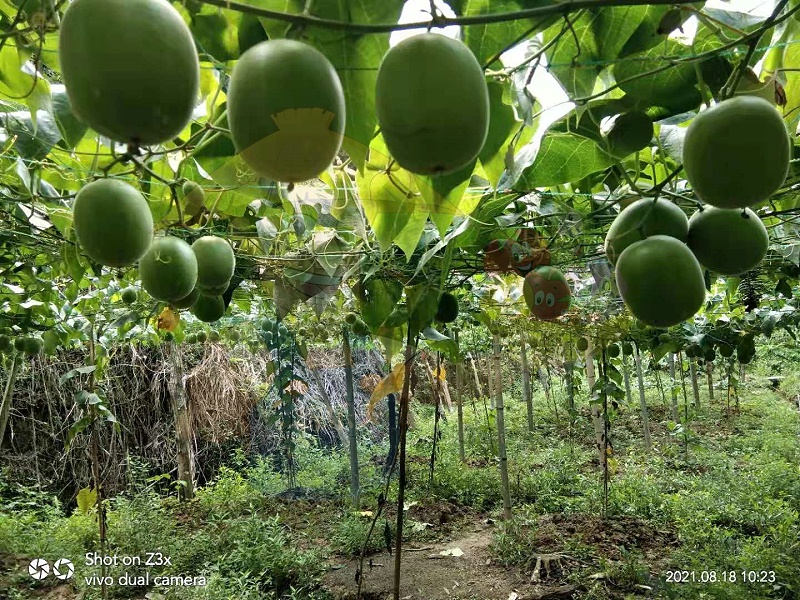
[613, 41, 702, 113]
[2, 110, 61, 160]
[52, 87, 87, 149]
[66, 415, 92, 449]
[589, 6, 649, 62]
[59, 365, 95, 385]
[76, 487, 97, 515]
[189, 6, 240, 63]
[543, 11, 601, 99]
[422, 326, 458, 358]
[518, 132, 615, 189]
[419, 161, 475, 237]
[454, 0, 559, 67]
[0, 42, 51, 118]
[478, 81, 518, 185]
[406, 284, 439, 337]
[356, 136, 428, 254]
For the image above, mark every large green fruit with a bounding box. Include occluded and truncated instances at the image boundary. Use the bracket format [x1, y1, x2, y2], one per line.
[192, 236, 236, 291]
[0, 335, 11, 353]
[139, 236, 198, 302]
[622, 341, 633, 356]
[375, 33, 490, 176]
[227, 39, 345, 183]
[73, 179, 154, 267]
[605, 198, 688, 264]
[719, 343, 734, 358]
[607, 343, 621, 358]
[687, 206, 768, 275]
[435, 293, 459, 323]
[170, 287, 200, 310]
[577, 337, 589, 352]
[604, 111, 654, 158]
[682, 96, 790, 208]
[615, 235, 706, 328]
[193, 294, 225, 323]
[59, 0, 199, 146]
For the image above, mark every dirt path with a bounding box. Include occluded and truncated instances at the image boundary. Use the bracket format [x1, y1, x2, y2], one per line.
[322, 519, 574, 600]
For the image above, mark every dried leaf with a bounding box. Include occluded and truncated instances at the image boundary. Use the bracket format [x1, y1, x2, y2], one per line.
[367, 362, 405, 420]
[157, 307, 180, 331]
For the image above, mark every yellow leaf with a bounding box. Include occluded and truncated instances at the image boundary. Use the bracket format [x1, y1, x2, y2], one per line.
[358, 511, 374, 518]
[367, 362, 405, 420]
[157, 307, 180, 331]
[435, 365, 447, 381]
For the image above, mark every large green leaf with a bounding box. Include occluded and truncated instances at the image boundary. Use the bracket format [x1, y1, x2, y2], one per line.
[478, 81, 518, 183]
[518, 132, 615, 189]
[589, 6, 649, 62]
[419, 161, 475, 237]
[543, 12, 601, 100]
[453, 0, 558, 67]
[254, 0, 404, 171]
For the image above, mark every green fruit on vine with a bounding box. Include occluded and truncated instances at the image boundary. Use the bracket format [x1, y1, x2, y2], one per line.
[719, 343, 734, 358]
[604, 111, 654, 158]
[192, 236, 236, 291]
[687, 206, 768, 276]
[185, 333, 197, 344]
[120, 287, 138, 305]
[658, 333, 672, 344]
[21, 337, 42, 356]
[604, 198, 688, 264]
[201, 282, 230, 296]
[435, 292, 459, 324]
[263, 331, 273, 345]
[576, 337, 589, 352]
[163, 332, 175, 342]
[139, 236, 198, 302]
[375, 33, 490, 176]
[227, 39, 345, 183]
[352, 319, 370, 337]
[193, 294, 226, 323]
[59, 0, 200, 146]
[704, 348, 716, 362]
[607, 343, 620, 358]
[170, 287, 201, 310]
[182, 181, 205, 215]
[682, 96, 790, 208]
[345, 312, 358, 326]
[298, 327, 308, 337]
[622, 341, 633, 356]
[14, 338, 25, 352]
[208, 330, 220, 342]
[685, 344, 701, 358]
[0, 335, 11, 353]
[196, 330, 208, 343]
[615, 235, 706, 328]
[228, 330, 240, 342]
[73, 179, 154, 267]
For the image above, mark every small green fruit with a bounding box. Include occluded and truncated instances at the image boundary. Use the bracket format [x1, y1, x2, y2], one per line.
[120, 287, 138, 305]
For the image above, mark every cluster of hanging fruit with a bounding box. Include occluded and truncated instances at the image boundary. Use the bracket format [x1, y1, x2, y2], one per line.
[606, 95, 787, 328]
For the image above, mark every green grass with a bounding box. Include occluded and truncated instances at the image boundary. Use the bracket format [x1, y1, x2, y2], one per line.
[1, 349, 799, 599]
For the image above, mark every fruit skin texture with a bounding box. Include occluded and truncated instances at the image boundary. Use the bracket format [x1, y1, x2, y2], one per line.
[58, 0, 200, 146]
[139, 237, 198, 302]
[376, 33, 490, 176]
[435, 293, 459, 323]
[227, 39, 345, 183]
[193, 294, 226, 323]
[687, 206, 768, 275]
[523, 266, 571, 320]
[170, 287, 200, 310]
[192, 236, 236, 291]
[615, 235, 706, 328]
[604, 111, 654, 158]
[73, 179, 154, 267]
[682, 96, 790, 208]
[605, 198, 688, 264]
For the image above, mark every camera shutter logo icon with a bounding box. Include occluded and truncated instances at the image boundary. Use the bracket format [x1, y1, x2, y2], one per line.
[53, 558, 75, 580]
[28, 559, 49, 580]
